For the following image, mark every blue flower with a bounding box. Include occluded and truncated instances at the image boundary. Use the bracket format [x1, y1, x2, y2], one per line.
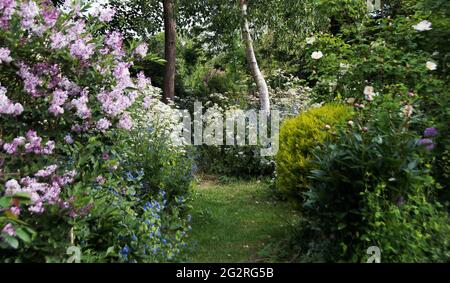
[120, 245, 130, 255]
[143, 202, 153, 211]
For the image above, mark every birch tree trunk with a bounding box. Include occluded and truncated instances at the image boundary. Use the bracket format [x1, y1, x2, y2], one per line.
[239, 0, 270, 112]
[163, 0, 176, 103]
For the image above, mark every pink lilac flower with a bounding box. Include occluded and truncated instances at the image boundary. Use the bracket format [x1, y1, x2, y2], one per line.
[41, 5, 59, 27]
[42, 140, 55, 154]
[29, 202, 44, 214]
[71, 92, 91, 119]
[20, 0, 39, 29]
[18, 63, 42, 97]
[0, 0, 16, 29]
[96, 118, 112, 132]
[5, 179, 21, 195]
[34, 62, 59, 76]
[70, 38, 95, 60]
[55, 170, 77, 186]
[137, 71, 151, 89]
[142, 96, 152, 109]
[135, 43, 148, 58]
[1, 223, 16, 236]
[105, 31, 124, 57]
[118, 113, 133, 130]
[0, 47, 12, 63]
[128, 91, 138, 101]
[1, 84, 24, 116]
[113, 62, 134, 89]
[35, 164, 58, 178]
[50, 32, 69, 49]
[97, 89, 133, 117]
[3, 137, 26, 154]
[10, 206, 21, 216]
[49, 89, 68, 116]
[98, 7, 116, 22]
[14, 171, 74, 214]
[423, 127, 438, 137]
[58, 77, 81, 95]
[43, 181, 61, 204]
[66, 19, 85, 40]
[24, 130, 42, 153]
[71, 122, 89, 133]
[102, 152, 109, 160]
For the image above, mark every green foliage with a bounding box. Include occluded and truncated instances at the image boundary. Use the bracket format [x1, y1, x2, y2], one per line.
[296, 96, 450, 262]
[196, 145, 274, 179]
[275, 104, 353, 202]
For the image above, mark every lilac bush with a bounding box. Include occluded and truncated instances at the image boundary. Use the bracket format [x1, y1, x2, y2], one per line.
[0, 0, 157, 257]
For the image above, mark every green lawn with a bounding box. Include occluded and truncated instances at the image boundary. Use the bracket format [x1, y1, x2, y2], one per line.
[188, 177, 299, 263]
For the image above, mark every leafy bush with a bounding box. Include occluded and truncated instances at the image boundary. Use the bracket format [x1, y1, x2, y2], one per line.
[295, 96, 450, 262]
[119, 85, 193, 204]
[0, 0, 191, 262]
[298, 0, 450, 204]
[275, 104, 352, 202]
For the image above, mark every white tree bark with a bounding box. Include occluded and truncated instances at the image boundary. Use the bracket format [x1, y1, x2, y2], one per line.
[239, 0, 270, 113]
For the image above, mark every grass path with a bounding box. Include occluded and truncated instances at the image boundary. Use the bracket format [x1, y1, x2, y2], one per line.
[188, 177, 299, 263]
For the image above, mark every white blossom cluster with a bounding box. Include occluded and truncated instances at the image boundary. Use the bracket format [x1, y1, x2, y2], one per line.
[132, 86, 188, 152]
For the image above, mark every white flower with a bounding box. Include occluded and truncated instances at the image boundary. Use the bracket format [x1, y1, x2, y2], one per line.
[5, 179, 21, 195]
[339, 63, 350, 75]
[311, 51, 323, 60]
[403, 104, 414, 118]
[346, 97, 355, 104]
[364, 86, 377, 101]
[412, 20, 432, 31]
[0, 48, 13, 64]
[426, 61, 437, 71]
[306, 36, 316, 45]
[348, 120, 354, 127]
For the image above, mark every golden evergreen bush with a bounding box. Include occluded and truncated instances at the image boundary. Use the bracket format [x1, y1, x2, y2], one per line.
[275, 104, 353, 202]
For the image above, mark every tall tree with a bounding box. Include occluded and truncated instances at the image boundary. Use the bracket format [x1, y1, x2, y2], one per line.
[109, 0, 178, 103]
[163, 0, 177, 102]
[239, 0, 269, 112]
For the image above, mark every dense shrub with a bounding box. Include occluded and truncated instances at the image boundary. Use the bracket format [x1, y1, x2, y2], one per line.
[295, 95, 450, 262]
[299, 0, 450, 203]
[0, 0, 191, 262]
[118, 85, 193, 210]
[275, 104, 352, 201]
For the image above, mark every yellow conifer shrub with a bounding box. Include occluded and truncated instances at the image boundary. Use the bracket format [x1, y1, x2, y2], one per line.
[276, 104, 353, 202]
